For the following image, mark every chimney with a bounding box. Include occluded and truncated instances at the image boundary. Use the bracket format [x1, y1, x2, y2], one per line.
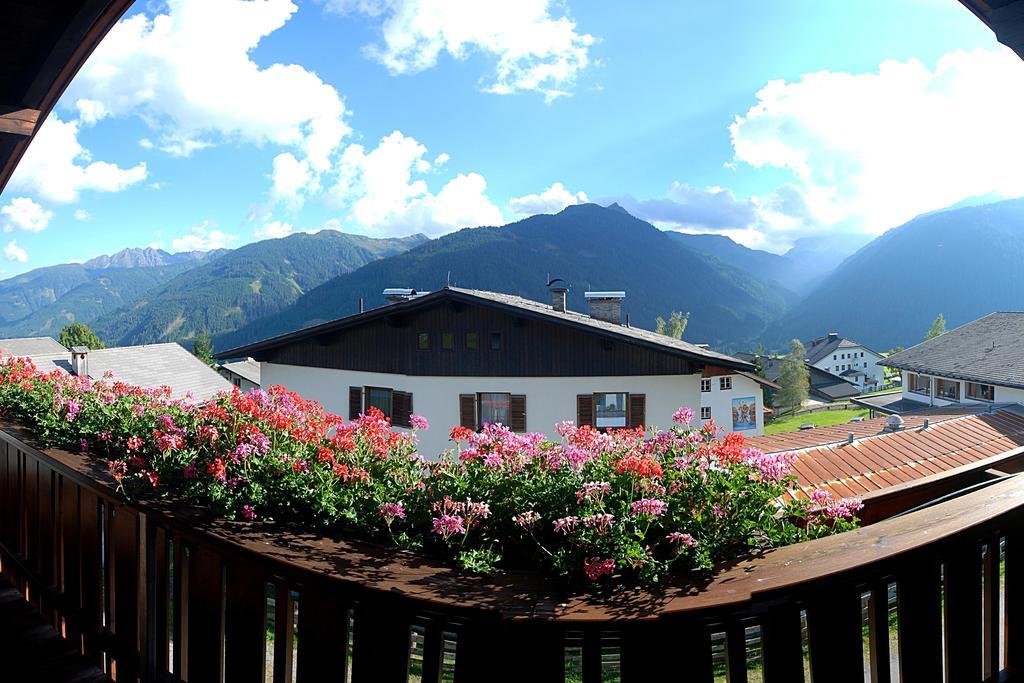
[550, 286, 568, 313]
[382, 288, 419, 305]
[584, 291, 625, 324]
[828, 332, 839, 341]
[70, 346, 89, 377]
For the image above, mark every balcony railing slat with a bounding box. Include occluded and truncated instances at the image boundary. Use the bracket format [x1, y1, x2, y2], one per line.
[37, 461, 56, 624]
[898, 560, 944, 683]
[419, 619, 445, 683]
[59, 476, 82, 647]
[726, 620, 749, 683]
[809, 590, 863, 683]
[185, 544, 224, 683]
[223, 559, 266, 683]
[77, 488, 103, 666]
[763, 604, 804, 683]
[294, 582, 348, 683]
[111, 504, 141, 681]
[24, 451, 39, 587]
[146, 524, 169, 678]
[867, 583, 892, 683]
[983, 535, 1002, 679]
[1004, 521, 1024, 676]
[945, 538, 984, 682]
[0, 440, 13, 546]
[350, 601, 409, 683]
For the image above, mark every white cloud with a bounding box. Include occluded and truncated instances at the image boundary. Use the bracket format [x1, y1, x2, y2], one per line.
[509, 182, 587, 215]
[433, 152, 450, 166]
[7, 115, 147, 203]
[75, 99, 109, 125]
[73, 209, 92, 221]
[69, 0, 350, 175]
[271, 152, 318, 202]
[0, 197, 53, 233]
[4, 240, 28, 263]
[170, 221, 238, 252]
[729, 48, 1024, 238]
[326, 0, 595, 101]
[255, 220, 295, 239]
[328, 130, 503, 236]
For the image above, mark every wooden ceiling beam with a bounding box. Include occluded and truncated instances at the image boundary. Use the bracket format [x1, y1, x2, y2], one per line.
[0, 108, 41, 136]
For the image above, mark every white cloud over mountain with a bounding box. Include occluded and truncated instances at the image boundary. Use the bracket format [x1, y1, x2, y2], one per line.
[0, 198, 53, 233]
[8, 115, 147, 204]
[328, 130, 503, 236]
[325, 0, 595, 101]
[4, 241, 28, 263]
[171, 222, 239, 252]
[509, 182, 587, 216]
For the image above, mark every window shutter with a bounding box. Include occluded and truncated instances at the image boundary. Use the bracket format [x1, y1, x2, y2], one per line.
[392, 391, 413, 428]
[348, 387, 362, 421]
[576, 394, 594, 427]
[459, 394, 477, 429]
[628, 394, 646, 429]
[509, 394, 527, 432]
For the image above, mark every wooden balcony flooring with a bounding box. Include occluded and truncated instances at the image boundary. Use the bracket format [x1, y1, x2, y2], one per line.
[0, 582, 108, 683]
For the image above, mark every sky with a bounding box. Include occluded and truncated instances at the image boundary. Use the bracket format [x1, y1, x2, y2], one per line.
[1, 0, 1023, 276]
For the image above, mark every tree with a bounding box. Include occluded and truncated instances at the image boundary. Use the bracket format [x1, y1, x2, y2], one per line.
[925, 313, 947, 341]
[191, 330, 215, 367]
[655, 311, 689, 339]
[752, 352, 774, 409]
[776, 339, 809, 409]
[59, 322, 105, 350]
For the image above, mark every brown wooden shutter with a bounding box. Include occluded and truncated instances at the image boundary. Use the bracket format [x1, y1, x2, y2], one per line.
[392, 391, 413, 428]
[576, 394, 594, 427]
[349, 386, 362, 421]
[509, 394, 527, 432]
[459, 394, 477, 429]
[628, 394, 646, 429]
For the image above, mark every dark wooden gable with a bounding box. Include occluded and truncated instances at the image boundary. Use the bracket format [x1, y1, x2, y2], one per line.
[262, 299, 701, 377]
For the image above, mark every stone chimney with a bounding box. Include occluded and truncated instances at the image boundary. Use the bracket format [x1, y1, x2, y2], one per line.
[550, 286, 568, 313]
[70, 346, 89, 377]
[584, 291, 625, 324]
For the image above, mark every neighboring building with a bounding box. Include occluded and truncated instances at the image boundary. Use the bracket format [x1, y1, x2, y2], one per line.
[0, 336, 67, 356]
[218, 286, 776, 457]
[877, 312, 1024, 413]
[737, 353, 860, 403]
[746, 405, 1024, 523]
[803, 332, 886, 391]
[19, 342, 233, 402]
[218, 357, 261, 391]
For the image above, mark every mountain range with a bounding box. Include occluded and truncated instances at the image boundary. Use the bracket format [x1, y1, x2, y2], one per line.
[2, 197, 1023, 358]
[216, 203, 790, 351]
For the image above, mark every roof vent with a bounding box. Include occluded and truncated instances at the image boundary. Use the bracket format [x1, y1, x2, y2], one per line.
[922, 418, 930, 429]
[828, 332, 839, 341]
[382, 288, 424, 304]
[847, 431, 855, 444]
[70, 346, 89, 378]
[584, 291, 625, 324]
[885, 414, 904, 432]
[548, 278, 568, 313]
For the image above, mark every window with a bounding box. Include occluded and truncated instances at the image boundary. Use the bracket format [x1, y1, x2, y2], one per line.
[233, 378, 241, 388]
[466, 332, 479, 350]
[417, 332, 430, 350]
[833, 355, 837, 360]
[701, 406, 712, 420]
[366, 387, 393, 417]
[719, 377, 732, 391]
[907, 373, 931, 396]
[478, 393, 510, 426]
[966, 382, 995, 401]
[490, 332, 502, 350]
[700, 378, 712, 392]
[863, 363, 868, 368]
[442, 332, 454, 350]
[594, 392, 628, 429]
[935, 378, 960, 401]
[860, 352, 864, 358]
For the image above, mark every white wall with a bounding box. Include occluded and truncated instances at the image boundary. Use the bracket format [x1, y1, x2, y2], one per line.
[811, 346, 885, 390]
[261, 363, 763, 458]
[899, 370, 1024, 407]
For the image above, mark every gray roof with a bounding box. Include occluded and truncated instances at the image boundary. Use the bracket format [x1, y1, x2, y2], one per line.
[752, 354, 859, 400]
[220, 358, 260, 385]
[803, 333, 879, 364]
[882, 312, 1024, 388]
[219, 286, 755, 372]
[28, 343, 233, 402]
[0, 336, 67, 356]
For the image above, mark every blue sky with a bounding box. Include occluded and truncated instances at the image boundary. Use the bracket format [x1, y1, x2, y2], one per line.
[1, 0, 1021, 276]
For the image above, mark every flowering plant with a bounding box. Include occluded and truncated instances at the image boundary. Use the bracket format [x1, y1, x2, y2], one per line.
[0, 355, 861, 586]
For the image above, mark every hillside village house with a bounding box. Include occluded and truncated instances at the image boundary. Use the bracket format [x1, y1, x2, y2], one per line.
[218, 286, 775, 457]
[865, 312, 1024, 414]
[803, 332, 885, 391]
[217, 357, 261, 391]
[736, 352, 860, 404]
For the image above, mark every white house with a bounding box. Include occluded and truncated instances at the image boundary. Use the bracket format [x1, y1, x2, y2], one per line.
[218, 287, 774, 458]
[218, 357, 261, 392]
[877, 312, 1024, 411]
[802, 332, 885, 391]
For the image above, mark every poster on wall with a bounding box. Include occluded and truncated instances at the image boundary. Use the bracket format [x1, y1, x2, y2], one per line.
[732, 397, 757, 431]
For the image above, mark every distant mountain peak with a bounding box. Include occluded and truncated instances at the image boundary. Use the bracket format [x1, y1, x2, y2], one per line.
[83, 246, 227, 270]
[605, 202, 632, 216]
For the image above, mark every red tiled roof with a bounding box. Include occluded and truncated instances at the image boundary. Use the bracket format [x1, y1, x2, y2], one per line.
[749, 409, 1024, 502]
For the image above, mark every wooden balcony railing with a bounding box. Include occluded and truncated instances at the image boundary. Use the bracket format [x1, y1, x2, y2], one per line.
[1, 416, 1023, 683]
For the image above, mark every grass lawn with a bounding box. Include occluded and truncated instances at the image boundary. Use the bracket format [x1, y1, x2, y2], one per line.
[765, 407, 871, 435]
